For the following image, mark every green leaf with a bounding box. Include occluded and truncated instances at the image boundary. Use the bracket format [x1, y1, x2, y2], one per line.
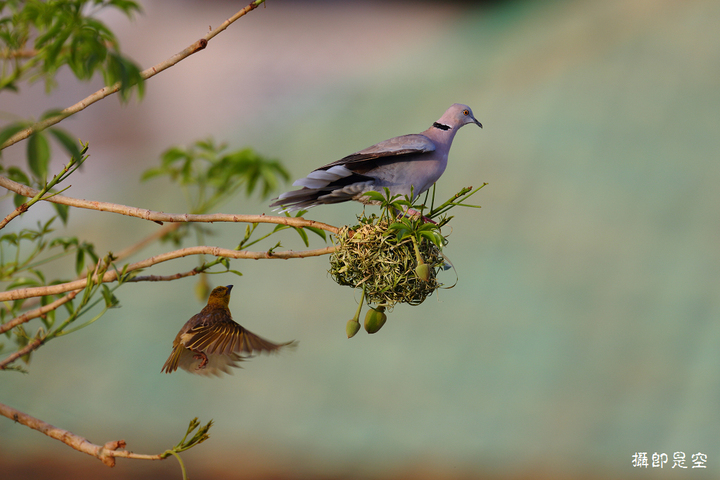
[5, 167, 30, 205]
[13, 194, 27, 208]
[39, 295, 56, 329]
[75, 248, 85, 276]
[419, 230, 444, 249]
[29, 268, 46, 284]
[160, 147, 186, 165]
[1, 232, 19, 246]
[27, 132, 51, 179]
[50, 236, 79, 250]
[53, 203, 70, 225]
[304, 226, 327, 241]
[101, 285, 119, 308]
[139, 167, 166, 182]
[39, 109, 65, 121]
[7, 277, 40, 290]
[47, 128, 82, 161]
[293, 227, 309, 247]
[362, 191, 386, 202]
[6, 167, 30, 186]
[0, 122, 27, 148]
[83, 242, 99, 264]
[107, 1, 143, 18]
[104, 52, 144, 102]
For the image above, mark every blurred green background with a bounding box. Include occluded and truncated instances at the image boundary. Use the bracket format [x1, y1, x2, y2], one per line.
[2, 0, 719, 478]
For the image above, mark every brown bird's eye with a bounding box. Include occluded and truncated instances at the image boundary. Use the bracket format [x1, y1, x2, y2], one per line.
[463, 109, 469, 116]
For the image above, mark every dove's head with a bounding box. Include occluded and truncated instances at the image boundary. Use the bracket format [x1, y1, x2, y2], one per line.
[440, 103, 483, 129]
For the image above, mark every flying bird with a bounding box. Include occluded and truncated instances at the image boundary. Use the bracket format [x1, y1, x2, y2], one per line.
[161, 285, 296, 376]
[270, 103, 482, 212]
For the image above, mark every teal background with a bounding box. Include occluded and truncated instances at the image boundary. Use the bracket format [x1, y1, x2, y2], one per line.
[2, 0, 719, 478]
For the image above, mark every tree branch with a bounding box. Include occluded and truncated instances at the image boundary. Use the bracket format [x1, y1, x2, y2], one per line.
[0, 244, 338, 302]
[0, 290, 81, 335]
[0, 203, 29, 230]
[0, 401, 165, 467]
[0, 153, 84, 230]
[0, 175, 339, 234]
[113, 223, 181, 262]
[0, 48, 38, 59]
[0, 337, 42, 370]
[0, 0, 267, 151]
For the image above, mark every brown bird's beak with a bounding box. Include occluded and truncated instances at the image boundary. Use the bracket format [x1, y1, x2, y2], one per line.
[225, 285, 234, 292]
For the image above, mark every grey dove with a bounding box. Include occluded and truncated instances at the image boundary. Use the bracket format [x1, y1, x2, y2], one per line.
[269, 103, 482, 212]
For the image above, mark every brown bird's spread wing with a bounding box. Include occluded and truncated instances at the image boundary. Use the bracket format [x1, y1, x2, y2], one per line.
[180, 320, 296, 356]
[161, 334, 184, 374]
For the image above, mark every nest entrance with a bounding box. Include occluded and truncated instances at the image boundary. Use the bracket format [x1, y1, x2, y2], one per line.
[329, 218, 445, 307]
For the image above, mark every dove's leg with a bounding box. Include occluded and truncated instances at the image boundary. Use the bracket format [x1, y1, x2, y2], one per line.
[393, 206, 437, 224]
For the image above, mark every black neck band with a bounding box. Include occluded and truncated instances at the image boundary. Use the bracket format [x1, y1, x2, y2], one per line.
[432, 122, 451, 130]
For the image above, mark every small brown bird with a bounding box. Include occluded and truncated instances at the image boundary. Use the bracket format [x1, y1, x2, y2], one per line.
[161, 285, 296, 376]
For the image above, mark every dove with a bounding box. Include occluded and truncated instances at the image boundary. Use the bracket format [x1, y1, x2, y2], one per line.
[270, 103, 481, 212]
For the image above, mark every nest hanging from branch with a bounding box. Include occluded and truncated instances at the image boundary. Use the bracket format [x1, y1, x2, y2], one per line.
[328, 217, 446, 307]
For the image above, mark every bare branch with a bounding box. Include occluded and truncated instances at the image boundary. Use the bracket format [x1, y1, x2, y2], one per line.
[0, 290, 81, 335]
[0, 244, 338, 302]
[0, 175, 339, 234]
[0, 0, 267, 150]
[0, 337, 42, 370]
[0, 49, 38, 59]
[0, 203, 30, 230]
[128, 271, 201, 283]
[0, 401, 164, 467]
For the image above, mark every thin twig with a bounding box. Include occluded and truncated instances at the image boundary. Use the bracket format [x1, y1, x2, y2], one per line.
[0, 244, 338, 302]
[0, 0, 267, 151]
[112, 223, 181, 262]
[0, 401, 164, 467]
[0, 175, 339, 234]
[0, 154, 84, 230]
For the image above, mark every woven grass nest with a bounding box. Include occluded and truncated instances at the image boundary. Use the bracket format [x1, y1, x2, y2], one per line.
[329, 217, 447, 307]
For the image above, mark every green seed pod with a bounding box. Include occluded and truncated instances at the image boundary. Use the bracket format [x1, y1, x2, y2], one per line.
[415, 262, 430, 282]
[364, 306, 387, 334]
[346, 319, 361, 338]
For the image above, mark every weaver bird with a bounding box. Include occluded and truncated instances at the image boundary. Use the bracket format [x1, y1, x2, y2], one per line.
[161, 285, 296, 376]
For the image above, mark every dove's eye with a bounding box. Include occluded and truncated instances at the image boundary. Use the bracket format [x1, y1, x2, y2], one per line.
[463, 109, 469, 116]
